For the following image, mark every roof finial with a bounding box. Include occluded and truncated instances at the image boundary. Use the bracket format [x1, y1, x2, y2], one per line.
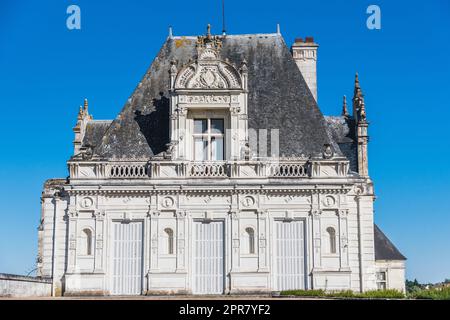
[206, 23, 211, 39]
[353, 72, 363, 100]
[352, 73, 367, 122]
[276, 23, 281, 34]
[342, 95, 349, 117]
[359, 96, 367, 122]
[77, 105, 83, 120]
[83, 98, 88, 112]
[168, 25, 173, 39]
[222, 0, 226, 35]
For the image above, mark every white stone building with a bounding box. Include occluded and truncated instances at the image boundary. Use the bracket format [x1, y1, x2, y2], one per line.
[37, 26, 406, 296]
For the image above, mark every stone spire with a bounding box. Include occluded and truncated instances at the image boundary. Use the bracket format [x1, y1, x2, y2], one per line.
[73, 98, 93, 155]
[352, 73, 366, 122]
[342, 95, 349, 117]
[351, 73, 369, 177]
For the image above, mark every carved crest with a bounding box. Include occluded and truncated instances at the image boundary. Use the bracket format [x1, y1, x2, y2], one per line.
[174, 25, 242, 90]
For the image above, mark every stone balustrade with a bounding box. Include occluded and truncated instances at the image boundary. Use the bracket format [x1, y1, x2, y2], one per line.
[68, 158, 350, 180]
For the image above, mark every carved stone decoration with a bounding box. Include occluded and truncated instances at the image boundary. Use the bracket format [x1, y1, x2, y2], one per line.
[322, 195, 336, 207]
[338, 209, 349, 217]
[310, 209, 322, 218]
[174, 29, 242, 90]
[161, 196, 175, 209]
[241, 196, 255, 208]
[322, 143, 334, 159]
[80, 197, 93, 209]
[93, 210, 105, 220]
[354, 185, 365, 195]
[69, 234, 76, 250]
[184, 95, 231, 104]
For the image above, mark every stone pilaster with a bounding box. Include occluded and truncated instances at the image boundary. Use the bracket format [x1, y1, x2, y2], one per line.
[257, 210, 268, 271]
[93, 210, 105, 273]
[176, 210, 187, 272]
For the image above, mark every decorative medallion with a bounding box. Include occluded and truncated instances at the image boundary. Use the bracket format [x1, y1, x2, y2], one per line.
[322, 195, 336, 207]
[80, 197, 93, 209]
[242, 196, 255, 208]
[161, 196, 175, 208]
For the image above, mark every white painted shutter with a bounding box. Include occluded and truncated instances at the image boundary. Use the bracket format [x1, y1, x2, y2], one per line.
[193, 221, 224, 294]
[275, 220, 305, 291]
[112, 221, 143, 295]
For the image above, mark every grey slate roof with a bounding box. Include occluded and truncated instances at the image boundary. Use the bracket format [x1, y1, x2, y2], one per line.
[94, 33, 339, 160]
[374, 224, 406, 261]
[325, 116, 358, 172]
[83, 120, 112, 149]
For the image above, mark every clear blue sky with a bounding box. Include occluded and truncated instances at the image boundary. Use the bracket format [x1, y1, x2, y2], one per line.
[0, 0, 449, 283]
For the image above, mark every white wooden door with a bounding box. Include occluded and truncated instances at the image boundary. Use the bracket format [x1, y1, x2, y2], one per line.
[193, 221, 224, 294]
[112, 221, 143, 295]
[274, 220, 305, 291]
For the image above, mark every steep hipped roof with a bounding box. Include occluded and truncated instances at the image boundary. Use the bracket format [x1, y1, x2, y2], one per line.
[94, 33, 338, 160]
[374, 224, 407, 261]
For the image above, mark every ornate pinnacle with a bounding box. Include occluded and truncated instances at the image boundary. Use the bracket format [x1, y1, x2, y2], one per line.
[206, 24, 211, 39]
[353, 72, 363, 100]
[77, 105, 84, 120]
[359, 97, 367, 122]
[83, 98, 88, 112]
[342, 95, 349, 117]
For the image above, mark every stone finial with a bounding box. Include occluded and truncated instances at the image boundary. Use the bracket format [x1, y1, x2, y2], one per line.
[83, 98, 88, 112]
[353, 73, 362, 99]
[352, 72, 366, 122]
[276, 23, 281, 34]
[206, 23, 211, 39]
[77, 105, 84, 120]
[359, 97, 367, 122]
[342, 95, 349, 117]
[168, 25, 173, 39]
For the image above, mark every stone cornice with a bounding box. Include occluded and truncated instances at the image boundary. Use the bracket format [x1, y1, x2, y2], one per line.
[64, 185, 353, 196]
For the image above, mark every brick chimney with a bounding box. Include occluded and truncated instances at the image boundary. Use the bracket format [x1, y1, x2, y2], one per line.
[291, 37, 319, 101]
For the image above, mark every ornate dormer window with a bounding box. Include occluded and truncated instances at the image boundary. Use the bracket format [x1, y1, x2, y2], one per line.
[168, 25, 248, 162]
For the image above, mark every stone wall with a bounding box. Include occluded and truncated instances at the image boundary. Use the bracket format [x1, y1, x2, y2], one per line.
[0, 274, 52, 297]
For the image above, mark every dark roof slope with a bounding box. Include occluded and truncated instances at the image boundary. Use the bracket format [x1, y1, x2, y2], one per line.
[95, 33, 339, 160]
[83, 120, 112, 149]
[374, 224, 406, 261]
[325, 116, 357, 172]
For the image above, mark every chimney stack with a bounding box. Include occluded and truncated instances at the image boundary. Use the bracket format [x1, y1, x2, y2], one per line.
[292, 37, 319, 101]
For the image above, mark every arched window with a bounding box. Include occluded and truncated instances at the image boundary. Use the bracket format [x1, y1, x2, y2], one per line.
[245, 227, 255, 254]
[327, 227, 336, 254]
[164, 228, 174, 255]
[82, 228, 93, 256]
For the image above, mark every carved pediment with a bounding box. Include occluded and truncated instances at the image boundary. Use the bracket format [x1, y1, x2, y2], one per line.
[174, 25, 242, 90]
[175, 61, 242, 90]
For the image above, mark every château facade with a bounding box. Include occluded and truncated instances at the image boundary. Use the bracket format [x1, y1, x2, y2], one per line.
[37, 26, 406, 296]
